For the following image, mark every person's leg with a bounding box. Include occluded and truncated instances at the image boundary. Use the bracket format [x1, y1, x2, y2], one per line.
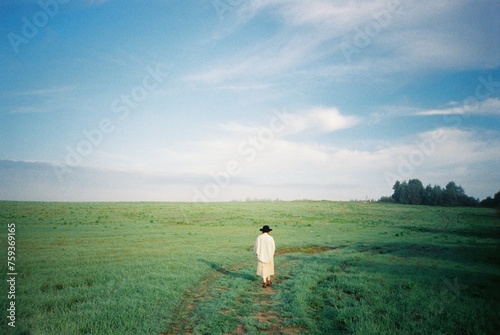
[260, 263, 274, 288]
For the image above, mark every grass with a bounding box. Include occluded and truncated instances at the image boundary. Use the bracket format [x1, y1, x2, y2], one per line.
[0, 201, 499, 334]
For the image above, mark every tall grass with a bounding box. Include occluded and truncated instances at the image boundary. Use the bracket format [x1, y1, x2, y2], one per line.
[0, 201, 498, 334]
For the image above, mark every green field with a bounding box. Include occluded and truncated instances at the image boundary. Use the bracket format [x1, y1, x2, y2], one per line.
[0, 201, 499, 334]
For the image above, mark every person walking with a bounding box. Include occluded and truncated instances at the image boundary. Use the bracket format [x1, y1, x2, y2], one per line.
[254, 225, 275, 288]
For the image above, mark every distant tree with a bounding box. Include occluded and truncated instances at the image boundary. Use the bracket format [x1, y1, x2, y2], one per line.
[392, 181, 402, 203]
[495, 191, 500, 215]
[441, 181, 464, 206]
[462, 196, 479, 207]
[392, 180, 410, 204]
[391, 179, 424, 205]
[432, 185, 444, 206]
[407, 179, 424, 205]
[480, 196, 495, 207]
[423, 184, 441, 206]
[480, 190, 500, 208]
[389, 180, 478, 207]
[378, 196, 395, 203]
[422, 185, 432, 205]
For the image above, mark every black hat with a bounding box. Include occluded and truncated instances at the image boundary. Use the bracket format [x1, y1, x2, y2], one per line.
[260, 225, 272, 232]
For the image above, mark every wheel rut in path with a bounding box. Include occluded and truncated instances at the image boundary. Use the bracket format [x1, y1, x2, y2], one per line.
[162, 246, 340, 334]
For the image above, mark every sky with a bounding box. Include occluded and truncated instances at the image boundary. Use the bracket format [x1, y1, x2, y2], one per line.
[0, 0, 499, 202]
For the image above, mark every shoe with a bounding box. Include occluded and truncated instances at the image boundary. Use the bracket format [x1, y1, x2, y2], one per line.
[262, 282, 267, 288]
[267, 280, 272, 286]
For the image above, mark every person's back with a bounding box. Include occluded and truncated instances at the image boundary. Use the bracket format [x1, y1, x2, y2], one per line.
[254, 225, 275, 288]
[255, 233, 275, 263]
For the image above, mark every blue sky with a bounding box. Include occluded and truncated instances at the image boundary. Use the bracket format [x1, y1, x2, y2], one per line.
[1, 0, 499, 202]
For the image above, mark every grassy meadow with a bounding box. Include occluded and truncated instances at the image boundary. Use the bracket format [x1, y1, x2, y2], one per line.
[0, 201, 499, 334]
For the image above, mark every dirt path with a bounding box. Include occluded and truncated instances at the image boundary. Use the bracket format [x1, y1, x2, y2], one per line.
[162, 271, 301, 334]
[162, 246, 340, 334]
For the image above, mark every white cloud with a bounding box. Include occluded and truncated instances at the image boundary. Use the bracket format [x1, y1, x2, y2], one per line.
[1, 86, 77, 114]
[3, 126, 499, 201]
[184, 29, 327, 84]
[285, 107, 360, 135]
[87, 114, 499, 200]
[191, 0, 499, 86]
[245, 0, 390, 32]
[188, 0, 388, 84]
[219, 107, 359, 137]
[219, 121, 260, 134]
[415, 127, 500, 166]
[1, 86, 76, 98]
[213, 126, 498, 200]
[179, 123, 499, 199]
[416, 98, 500, 116]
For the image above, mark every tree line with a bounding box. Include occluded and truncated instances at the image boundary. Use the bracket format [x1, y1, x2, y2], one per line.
[379, 179, 500, 208]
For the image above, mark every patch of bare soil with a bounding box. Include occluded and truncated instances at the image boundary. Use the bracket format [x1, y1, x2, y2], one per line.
[276, 245, 341, 256]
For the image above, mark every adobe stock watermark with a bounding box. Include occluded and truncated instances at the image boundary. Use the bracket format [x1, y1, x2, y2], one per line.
[341, 0, 402, 62]
[212, 0, 244, 21]
[52, 64, 168, 181]
[384, 73, 500, 188]
[193, 110, 295, 202]
[8, 0, 69, 54]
